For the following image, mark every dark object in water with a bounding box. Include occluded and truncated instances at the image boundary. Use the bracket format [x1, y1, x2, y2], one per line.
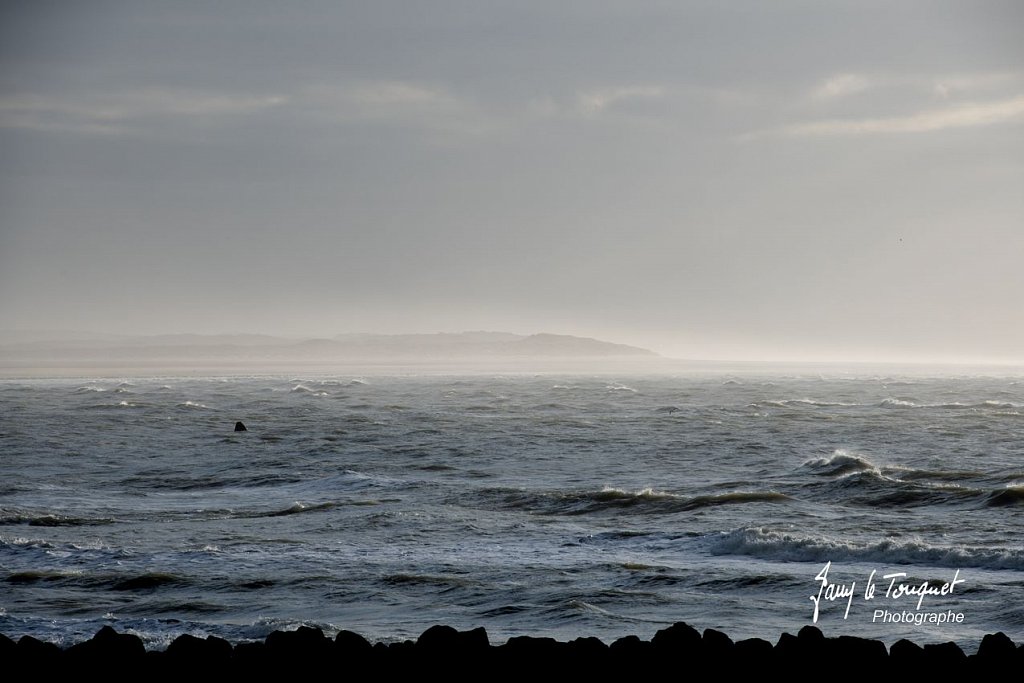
[234, 421, 247, 432]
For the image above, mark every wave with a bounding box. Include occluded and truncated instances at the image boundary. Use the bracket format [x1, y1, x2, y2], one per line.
[242, 496, 384, 519]
[880, 398, 917, 408]
[472, 486, 793, 516]
[290, 384, 328, 396]
[802, 470, 981, 508]
[760, 399, 860, 408]
[710, 527, 1024, 570]
[0, 510, 114, 527]
[256, 501, 343, 517]
[6, 569, 84, 584]
[381, 573, 476, 589]
[801, 450, 878, 477]
[111, 572, 185, 591]
[7, 569, 189, 591]
[284, 469, 402, 494]
[888, 466, 987, 483]
[986, 486, 1024, 507]
[879, 398, 1021, 411]
[119, 472, 303, 491]
[981, 399, 1022, 409]
[798, 452, 1005, 508]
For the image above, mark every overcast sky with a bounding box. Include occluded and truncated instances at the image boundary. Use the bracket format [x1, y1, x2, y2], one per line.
[1, 1, 1022, 362]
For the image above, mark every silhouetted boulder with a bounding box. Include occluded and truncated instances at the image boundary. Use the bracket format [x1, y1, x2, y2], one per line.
[334, 629, 372, 657]
[265, 626, 332, 661]
[702, 628, 734, 657]
[976, 631, 1016, 660]
[735, 637, 773, 659]
[773, 631, 801, 661]
[417, 624, 460, 651]
[829, 635, 887, 668]
[458, 626, 490, 651]
[17, 635, 61, 663]
[0, 633, 17, 658]
[64, 626, 145, 665]
[923, 641, 967, 670]
[609, 634, 652, 658]
[498, 635, 563, 669]
[651, 621, 701, 655]
[889, 638, 925, 667]
[567, 636, 607, 657]
[797, 624, 826, 644]
[165, 633, 232, 665]
[232, 640, 268, 672]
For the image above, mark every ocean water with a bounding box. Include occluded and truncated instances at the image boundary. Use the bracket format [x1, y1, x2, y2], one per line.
[2, 372, 1023, 651]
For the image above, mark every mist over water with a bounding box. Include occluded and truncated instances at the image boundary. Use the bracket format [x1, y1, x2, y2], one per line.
[2, 372, 1022, 649]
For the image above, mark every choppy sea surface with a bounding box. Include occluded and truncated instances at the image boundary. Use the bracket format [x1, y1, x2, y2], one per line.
[2, 372, 1022, 650]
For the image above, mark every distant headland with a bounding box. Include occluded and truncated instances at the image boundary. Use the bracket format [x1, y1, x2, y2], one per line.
[0, 330, 660, 377]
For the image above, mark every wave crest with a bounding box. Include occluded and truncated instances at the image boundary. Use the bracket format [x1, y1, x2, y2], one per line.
[711, 527, 1024, 570]
[474, 486, 793, 516]
[802, 450, 878, 477]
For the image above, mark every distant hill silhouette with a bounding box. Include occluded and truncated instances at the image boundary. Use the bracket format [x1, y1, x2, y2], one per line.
[0, 330, 658, 364]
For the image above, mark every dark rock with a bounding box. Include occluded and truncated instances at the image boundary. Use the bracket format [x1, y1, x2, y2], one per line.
[773, 631, 801, 660]
[265, 626, 332, 661]
[651, 621, 701, 654]
[923, 641, 967, 669]
[890, 638, 925, 664]
[976, 631, 1016, 660]
[797, 625, 826, 644]
[702, 628, 734, 657]
[17, 635, 61, 662]
[829, 635, 887, 667]
[232, 641, 268, 671]
[566, 636, 609, 673]
[735, 637, 773, 659]
[417, 624, 489, 659]
[165, 633, 232, 663]
[567, 636, 607, 655]
[0, 633, 17, 657]
[499, 635, 563, 668]
[417, 624, 460, 651]
[64, 626, 146, 664]
[234, 421, 247, 432]
[458, 626, 490, 651]
[378, 640, 416, 674]
[609, 634, 652, 658]
[335, 629, 372, 657]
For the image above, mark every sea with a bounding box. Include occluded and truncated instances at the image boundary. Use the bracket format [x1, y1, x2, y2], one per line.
[2, 369, 1023, 651]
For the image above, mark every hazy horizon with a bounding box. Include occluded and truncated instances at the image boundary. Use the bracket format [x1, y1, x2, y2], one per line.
[2, 2, 1022, 366]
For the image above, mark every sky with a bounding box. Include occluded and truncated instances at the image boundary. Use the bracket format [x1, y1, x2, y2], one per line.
[1, 1, 1022, 363]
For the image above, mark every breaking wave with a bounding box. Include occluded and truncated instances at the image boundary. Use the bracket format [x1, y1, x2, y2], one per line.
[711, 527, 1024, 570]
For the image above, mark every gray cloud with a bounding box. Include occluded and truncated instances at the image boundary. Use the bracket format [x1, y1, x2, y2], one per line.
[2, 1, 1023, 363]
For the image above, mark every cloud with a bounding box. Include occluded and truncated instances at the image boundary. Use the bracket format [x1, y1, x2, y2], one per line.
[783, 95, 1024, 136]
[575, 85, 667, 115]
[739, 93, 1024, 141]
[294, 80, 500, 140]
[931, 73, 1018, 99]
[813, 73, 871, 100]
[0, 81, 492, 140]
[0, 88, 287, 134]
[300, 80, 464, 118]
